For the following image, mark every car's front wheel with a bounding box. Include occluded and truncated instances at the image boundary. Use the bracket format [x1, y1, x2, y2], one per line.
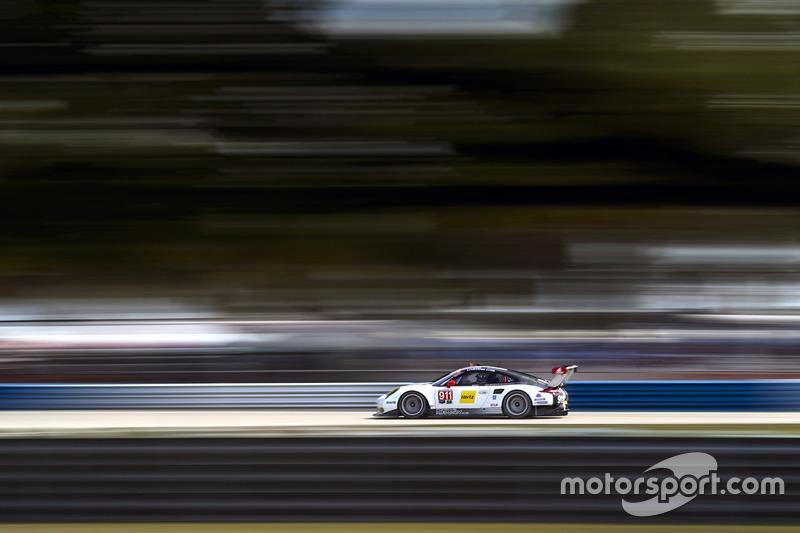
[398, 392, 428, 419]
[503, 391, 532, 418]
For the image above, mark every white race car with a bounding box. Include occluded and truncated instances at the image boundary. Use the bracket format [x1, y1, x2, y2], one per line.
[375, 364, 578, 418]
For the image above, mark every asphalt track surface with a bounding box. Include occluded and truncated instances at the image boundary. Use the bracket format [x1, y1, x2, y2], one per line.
[0, 436, 796, 523]
[0, 410, 798, 438]
[0, 412, 797, 524]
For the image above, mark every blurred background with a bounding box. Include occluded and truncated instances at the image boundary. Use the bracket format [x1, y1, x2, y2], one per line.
[3, 0, 800, 385]
[2, 2, 800, 530]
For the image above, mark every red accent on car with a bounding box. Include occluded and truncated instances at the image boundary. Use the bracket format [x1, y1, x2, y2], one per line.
[552, 366, 567, 374]
[541, 388, 560, 394]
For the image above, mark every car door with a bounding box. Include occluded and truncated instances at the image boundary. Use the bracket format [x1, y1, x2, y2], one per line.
[446, 370, 490, 411]
[485, 371, 518, 408]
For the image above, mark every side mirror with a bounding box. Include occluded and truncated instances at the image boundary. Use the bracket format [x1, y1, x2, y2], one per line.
[446, 380, 455, 388]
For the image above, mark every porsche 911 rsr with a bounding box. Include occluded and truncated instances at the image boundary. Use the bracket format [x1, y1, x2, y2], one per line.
[375, 364, 577, 418]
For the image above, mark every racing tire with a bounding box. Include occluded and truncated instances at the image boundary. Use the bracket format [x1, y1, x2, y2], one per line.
[398, 392, 428, 419]
[503, 391, 532, 419]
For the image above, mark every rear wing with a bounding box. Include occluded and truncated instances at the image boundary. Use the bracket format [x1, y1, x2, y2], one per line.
[548, 365, 578, 388]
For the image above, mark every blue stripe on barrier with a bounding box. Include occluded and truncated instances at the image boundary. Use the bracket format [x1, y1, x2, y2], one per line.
[567, 381, 800, 411]
[1, 381, 799, 411]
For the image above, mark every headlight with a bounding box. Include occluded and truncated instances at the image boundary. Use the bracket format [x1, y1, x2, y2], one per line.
[385, 387, 400, 398]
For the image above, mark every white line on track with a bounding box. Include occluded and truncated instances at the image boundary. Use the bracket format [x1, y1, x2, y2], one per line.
[0, 410, 798, 438]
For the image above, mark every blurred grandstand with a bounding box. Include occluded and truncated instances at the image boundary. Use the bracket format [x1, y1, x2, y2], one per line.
[3, 0, 800, 384]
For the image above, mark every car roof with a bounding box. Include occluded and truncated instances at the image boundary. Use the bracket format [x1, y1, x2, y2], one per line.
[453, 365, 508, 373]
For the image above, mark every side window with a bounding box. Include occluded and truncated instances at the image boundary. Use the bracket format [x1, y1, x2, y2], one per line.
[454, 371, 481, 385]
[456, 370, 493, 385]
[488, 372, 516, 384]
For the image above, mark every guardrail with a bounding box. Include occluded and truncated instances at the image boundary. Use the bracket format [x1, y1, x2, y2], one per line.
[0, 383, 397, 410]
[1, 380, 799, 410]
[569, 380, 800, 411]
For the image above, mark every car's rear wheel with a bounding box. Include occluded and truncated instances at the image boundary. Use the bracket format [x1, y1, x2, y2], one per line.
[399, 392, 428, 418]
[503, 391, 532, 418]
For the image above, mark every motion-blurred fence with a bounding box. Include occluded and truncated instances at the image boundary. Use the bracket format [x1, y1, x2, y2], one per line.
[1, 381, 799, 410]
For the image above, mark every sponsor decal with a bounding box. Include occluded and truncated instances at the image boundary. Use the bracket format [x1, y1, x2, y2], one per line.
[490, 403, 499, 407]
[459, 391, 477, 404]
[386, 401, 396, 405]
[437, 389, 454, 404]
[478, 390, 488, 395]
[437, 408, 468, 416]
[535, 399, 549, 405]
[536, 393, 542, 398]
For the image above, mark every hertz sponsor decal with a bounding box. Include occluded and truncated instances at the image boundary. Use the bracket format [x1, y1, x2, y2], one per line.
[459, 391, 477, 404]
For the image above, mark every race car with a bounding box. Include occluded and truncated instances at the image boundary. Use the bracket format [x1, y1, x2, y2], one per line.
[375, 364, 577, 418]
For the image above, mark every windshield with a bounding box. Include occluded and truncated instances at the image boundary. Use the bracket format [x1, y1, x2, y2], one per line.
[432, 370, 460, 386]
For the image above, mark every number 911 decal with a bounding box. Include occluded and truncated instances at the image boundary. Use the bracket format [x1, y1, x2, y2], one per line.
[438, 389, 453, 404]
